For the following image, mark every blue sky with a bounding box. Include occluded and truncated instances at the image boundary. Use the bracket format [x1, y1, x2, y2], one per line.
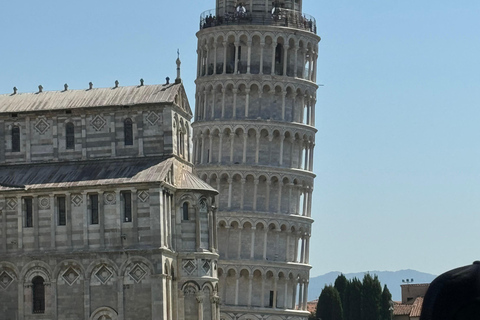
[1, 0, 480, 277]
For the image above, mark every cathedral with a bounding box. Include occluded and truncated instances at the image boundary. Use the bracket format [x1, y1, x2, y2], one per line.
[0, 1, 319, 319]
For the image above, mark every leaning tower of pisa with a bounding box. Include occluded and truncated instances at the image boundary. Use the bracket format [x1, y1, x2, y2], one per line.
[192, 1, 319, 319]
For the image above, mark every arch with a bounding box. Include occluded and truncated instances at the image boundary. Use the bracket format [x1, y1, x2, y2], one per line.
[119, 256, 155, 278]
[21, 261, 52, 282]
[90, 306, 118, 320]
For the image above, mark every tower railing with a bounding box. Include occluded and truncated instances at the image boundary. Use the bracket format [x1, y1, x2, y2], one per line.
[200, 8, 317, 34]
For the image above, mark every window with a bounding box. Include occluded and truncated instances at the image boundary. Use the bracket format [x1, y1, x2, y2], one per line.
[57, 197, 66, 226]
[90, 194, 99, 225]
[66, 122, 74, 149]
[32, 276, 45, 313]
[12, 125, 20, 152]
[124, 118, 133, 145]
[25, 198, 33, 228]
[182, 202, 189, 220]
[122, 191, 132, 222]
[269, 290, 274, 307]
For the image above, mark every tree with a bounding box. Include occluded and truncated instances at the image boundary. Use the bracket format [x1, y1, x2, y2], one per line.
[334, 274, 349, 307]
[345, 277, 362, 320]
[361, 274, 382, 320]
[316, 285, 344, 320]
[380, 284, 393, 320]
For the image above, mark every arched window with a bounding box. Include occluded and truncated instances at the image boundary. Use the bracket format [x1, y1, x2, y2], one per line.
[124, 118, 133, 145]
[32, 276, 45, 313]
[183, 202, 189, 220]
[12, 126, 20, 152]
[65, 122, 74, 149]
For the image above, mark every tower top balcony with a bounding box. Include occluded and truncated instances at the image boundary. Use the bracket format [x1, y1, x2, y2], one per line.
[199, 7, 317, 34]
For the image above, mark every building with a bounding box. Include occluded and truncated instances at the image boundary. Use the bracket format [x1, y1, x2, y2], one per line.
[0, 72, 220, 320]
[192, 0, 320, 319]
[393, 284, 429, 320]
[0, 0, 320, 319]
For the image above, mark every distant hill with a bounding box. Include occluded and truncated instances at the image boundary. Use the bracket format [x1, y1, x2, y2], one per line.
[308, 270, 437, 302]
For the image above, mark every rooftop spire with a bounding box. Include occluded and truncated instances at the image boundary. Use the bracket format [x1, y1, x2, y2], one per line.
[175, 49, 181, 84]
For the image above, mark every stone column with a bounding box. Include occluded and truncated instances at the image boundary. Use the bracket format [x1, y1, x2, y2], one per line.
[303, 281, 309, 310]
[247, 40, 252, 74]
[263, 229, 268, 259]
[229, 132, 235, 162]
[294, 47, 299, 77]
[305, 234, 311, 264]
[271, 42, 276, 75]
[250, 227, 255, 258]
[283, 45, 289, 76]
[281, 91, 286, 120]
[279, 134, 284, 166]
[298, 281, 304, 310]
[240, 178, 246, 209]
[234, 42, 240, 74]
[211, 89, 216, 119]
[227, 178, 233, 209]
[255, 135, 260, 164]
[208, 134, 213, 163]
[218, 132, 223, 163]
[232, 88, 238, 119]
[213, 42, 218, 75]
[253, 178, 259, 210]
[197, 294, 204, 320]
[244, 88, 250, 118]
[221, 88, 226, 119]
[234, 275, 240, 305]
[203, 89, 208, 120]
[242, 133, 248, 163]
[223, 41, 227, 74]
[200, 134, 205, 164]
[248, 275, 253, 306]
[277, 182, 283, 214]
[273, 276, 278, 308]
[259, 42, 265, 74]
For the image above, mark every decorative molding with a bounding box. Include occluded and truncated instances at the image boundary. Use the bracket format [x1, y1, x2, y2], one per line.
[6, 198, 17, 210]
[38, 196, 50, 210]
[146, 111, 161, 126]
[137, 190, 149, 203]
[0, 271, 14, 290]
[90, 115, 107, 131]
[62, 267, 80, 286]
[182, 259, 197, 275]
[94, 265, 113, 285]
[128, 264, 147, 283]
[71, 194, 83, 207]
[34, 117, 50, 135]
[104, 192, 116, 205]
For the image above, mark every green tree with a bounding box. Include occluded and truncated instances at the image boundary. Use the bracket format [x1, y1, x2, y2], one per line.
[345, 277, 362, 320]
[316, 285, 344, 320]
[380, 284, 392, 320]
[361, 274, 382, 320]
[334, 274, 349, 307]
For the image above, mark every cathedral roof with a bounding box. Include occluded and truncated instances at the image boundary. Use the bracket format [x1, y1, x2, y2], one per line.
[0, 83, 185, 114]
[0, 157, 216, 193]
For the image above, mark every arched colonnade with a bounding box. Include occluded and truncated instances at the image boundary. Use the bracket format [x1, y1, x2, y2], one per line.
[194, 126, 315, 171]
[198, 171, 314, 216]
[217, 266, 310, 311]
[197, 31, 318, 82]
[217, 219, 311, 265]
[195, 82, 316, 126]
